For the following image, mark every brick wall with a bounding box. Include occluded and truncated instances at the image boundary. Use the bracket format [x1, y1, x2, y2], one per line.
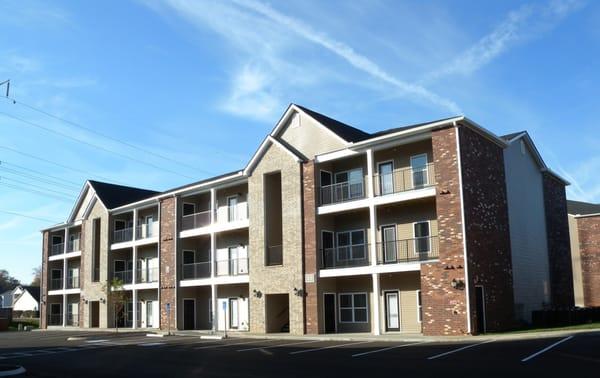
[421, 126, 469, 336]
[543, 173, 575, 308]
[576, 216, 600, 307]
[302, 160, 319, 334]
[40, 231, 49, 329]
[160, 197, 177, 331]
[459, 126, 514, 333]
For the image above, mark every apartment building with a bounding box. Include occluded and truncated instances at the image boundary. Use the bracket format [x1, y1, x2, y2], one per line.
[567, 200, 600, 308]
[40, 104, 574, 336]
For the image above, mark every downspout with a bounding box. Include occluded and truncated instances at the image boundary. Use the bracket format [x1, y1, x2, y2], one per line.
[454, 121, 472, 334]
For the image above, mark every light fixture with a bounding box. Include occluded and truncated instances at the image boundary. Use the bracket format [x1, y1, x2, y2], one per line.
[253, 289, 262, 298]
[451, 278, 465, 290]
[293, 288, 305, 297]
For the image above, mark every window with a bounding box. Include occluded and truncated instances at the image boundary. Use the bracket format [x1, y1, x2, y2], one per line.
[227, 196, 238, 222]
[417, 290, 422, 323]
[336, 230, 366, 261]
[334, 168, 364, 201]
[339, 293, 368, 323]
[378, 161, 394, 195]
[413, 221, 431, 254]
[410, 154, 428, 188]
[183, 202, 196, 216]
[52, 235, 63, 245]
[183, 250, 196, 265]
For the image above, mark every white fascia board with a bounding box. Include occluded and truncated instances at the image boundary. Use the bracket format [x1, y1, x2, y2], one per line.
[574, 212, 600, 219]
[541, 167, 571, 186]
[40, 222, 68, 233]
[243, 136, 304, 176]
[66, 181, 91, 224]
[315, 148, 360, 163]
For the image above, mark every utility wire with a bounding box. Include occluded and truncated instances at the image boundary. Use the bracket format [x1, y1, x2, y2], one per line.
[1, 95, 213, 175]
[0, 181, 73, 203]
[0, 111, 196, 179]
[0, 163, 81, 191]
[0, 209, 61, 224]
[0, 146, 120, 185]
[0, 176, 77, 198]
[0, 160, 81, 187]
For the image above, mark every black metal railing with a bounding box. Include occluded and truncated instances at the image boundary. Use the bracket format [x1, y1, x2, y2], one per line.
[47, 314, 62, 326]
[136, 267, 159, 283]
[376, 236, 439, 264]
[321, 245, 370, 269]
[113, 227, 133, 243]
[266, 245, 283, 266]
[113, 270, 133, 284]
[374, 163, 435, 196]
[67, 237, 80, 252]
[50, 243, 64, 256]
[136, 222, 158, 240]
[320, 180, 365, 206]
[216, 257, 249, 276]
[66, 275, 80, 289]
[50, 278, 63, 290]
[66, 313, 79, 327]
[181, 210, 211, 231]
[181, 262, 211, 280]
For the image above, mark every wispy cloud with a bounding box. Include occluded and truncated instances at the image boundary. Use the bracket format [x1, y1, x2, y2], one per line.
[422, 0, 584, 83]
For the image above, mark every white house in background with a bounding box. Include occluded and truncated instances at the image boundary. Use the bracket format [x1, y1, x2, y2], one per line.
[0, 286, 40, 313]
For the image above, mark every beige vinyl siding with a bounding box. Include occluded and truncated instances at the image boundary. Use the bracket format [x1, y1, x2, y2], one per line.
[373, 140, 433, 173]
[376, 200, 437, 243]
[380, 272, 421, 333]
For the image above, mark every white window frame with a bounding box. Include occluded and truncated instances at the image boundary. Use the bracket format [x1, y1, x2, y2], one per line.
[410, 153, 429, 187]
[377, 160, 395, 195]
[338, 292, 369, 324]
[412, 220, 431, 254]
[182, 202, 196, 216]
[336, 229, 367, 262]
[227, 195, 238, 222]
[384, 290, 401, 331]
[416, 290, 422, 323]
[380, 223, 397, 263]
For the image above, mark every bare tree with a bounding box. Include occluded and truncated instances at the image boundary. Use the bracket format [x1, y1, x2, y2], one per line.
[102, 278, 127, 332]
[31, 266, 41, 287]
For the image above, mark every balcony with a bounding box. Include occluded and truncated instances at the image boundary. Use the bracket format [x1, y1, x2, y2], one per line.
[321, 244, 370, 269]
[216, 203, 249, 224]
[181, 210, 211, 231]
[67, 238, 80, 252]
[66, 275, 80, 289]
[136, 267, 159, 283]
[376, 236, 439, 264]
[320, 180, 365, 206]
[136, 222, 158, 240]
[50, 243, 64, 256]
[113, 270, 133, 284]
[50, 278, 62, 290]
[216, 257, 249, 276]
[47, 313, 62, 326]
[113, 227, 133, 243]
[374, 163, 435, 196]
[181, 261, 211, 280]
[66, 313, 79, 327]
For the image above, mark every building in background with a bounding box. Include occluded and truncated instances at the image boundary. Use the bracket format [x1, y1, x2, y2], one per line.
[40, 104, 574, 336]
[0, 285, 40, 315]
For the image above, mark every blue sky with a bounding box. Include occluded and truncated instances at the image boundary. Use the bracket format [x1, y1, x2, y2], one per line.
[1, 0, 598, 283]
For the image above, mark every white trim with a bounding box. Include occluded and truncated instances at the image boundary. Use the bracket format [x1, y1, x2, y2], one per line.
[182, 298, 197, 330]
[455, 123, 472, 334]
[410, 153, 429, 188]
[243, 135, 304, 176]
[335, 229, 367, 262]
[376, 160, 394, 196]
[338, 292, 369, 324]
[322, 292, 337, 333]
[270, 104, 349, 145]
[383, 290, 401, 332]
[573, 212, 600, 219]
[412, 220, 432, 254]
[475, 285, 487, 334]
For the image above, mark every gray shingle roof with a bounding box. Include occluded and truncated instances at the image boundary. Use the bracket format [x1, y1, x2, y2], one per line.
[567, 200, 600, 216]
[88, 180, 160, 209]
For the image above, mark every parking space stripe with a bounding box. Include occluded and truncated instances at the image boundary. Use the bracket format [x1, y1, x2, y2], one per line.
[352, 341, 427, 357]
[194, 339, 277, 350]
[521, 336, 574, 362]
[427, 339, 495, 360]
[289, 341, 372, 355]
[237, 340, 321, 352]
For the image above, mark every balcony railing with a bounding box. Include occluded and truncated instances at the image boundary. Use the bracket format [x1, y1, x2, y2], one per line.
[50, 243, 64, 256]
[216, 257, 249, 276]
[136, 267, 159, 283]
[136, 222, 158, 240]
[320, 180, 365, 206]
[50, 278, 63, 290]
[47, 313, 62, 326]
[266, 245, 283, 266]
[181, 210, 211, 231]
[67, 238, 80, 252]
[217, 203, 249, 224]
[66, 313, 79, 327]
[374, 163, 435, 196]
[377, 236, 439, 264]
[66, 276, 80, 289]
[113, 227, 133, 243]
[113, 270, 133, 284]
[321, 245, 370, 269]
[182, 261, 211, 280]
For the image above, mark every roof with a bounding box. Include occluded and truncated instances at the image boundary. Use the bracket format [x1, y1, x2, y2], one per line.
[294, 105, 371, 142]
[88, 180, 160, 209]
[500, 131, 526, 141]
[21, 286, 40, 302]
[370, 116, 462, 139]
[159, 170, 243, 195]
[567, 200, 600, 216]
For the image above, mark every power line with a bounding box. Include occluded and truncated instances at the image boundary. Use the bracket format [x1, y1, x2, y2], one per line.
[0, 181, 73, 203]
[0, 176, 77, 198]
[1, 95, 213, 175]
[0, 160, 82, 187]
[0, 163, 81, 191]
[0, 209, 61, 224]
[0, 111, 196, 179]
[0, 145, 120, 185]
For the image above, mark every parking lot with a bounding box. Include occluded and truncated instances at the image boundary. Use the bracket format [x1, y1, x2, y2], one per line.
[0, 330, 598, 377]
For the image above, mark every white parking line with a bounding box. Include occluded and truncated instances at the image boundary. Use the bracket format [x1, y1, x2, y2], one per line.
[237, 340, 320, 352]
[138, 342, 166, 347]
[352, 341, 427, 357]
[427, 339, 495, 360]
[289, 341, 372, 355]
[194, 339, 277, 350]
[521, 336, 574, 362]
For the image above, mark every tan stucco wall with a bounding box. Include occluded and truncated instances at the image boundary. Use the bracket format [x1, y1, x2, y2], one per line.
[248, 142, 304, 335]
[569, 215, 585, 307]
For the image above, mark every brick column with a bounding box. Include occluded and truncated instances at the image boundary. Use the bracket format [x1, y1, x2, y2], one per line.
[41, 231, 49, 329]
[577, 216, 600, 307]
[421, 126, 469, 336]
[302, 160, 319, 334]
[542, 173, 575, 309]
[160, 197, 177, 331]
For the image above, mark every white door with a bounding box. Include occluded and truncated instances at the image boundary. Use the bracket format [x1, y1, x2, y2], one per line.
[227, 196, 238, 222]
[229, 298, 239, 329]
[237, 246, 248, 274]
[145, 215, 154, 237]
[216, 248, 229, 276]
[217, 298, 228, 331]
[382, 226, 397, 263]
[378, 162, 394, 195]
[228, 247, 238, 275]
[146, 301, 153, 328]
[385, 291, 400, 331]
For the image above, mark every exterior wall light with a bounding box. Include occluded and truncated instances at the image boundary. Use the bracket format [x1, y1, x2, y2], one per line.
[253, 289, 262, 298]
[293, 288, 305, 297]
[451, 278, 465, 290]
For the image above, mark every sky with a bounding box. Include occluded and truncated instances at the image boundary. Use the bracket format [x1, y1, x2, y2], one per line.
[0, 0, 599, 283]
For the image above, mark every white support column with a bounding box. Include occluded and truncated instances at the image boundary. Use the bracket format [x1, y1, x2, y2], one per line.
[366, 149, 374, 199]
[210, 188, 217, 280]
[63, 228, 68, 328]
[210, 232, 216, 279]
[132, 289, 138, 329]
[371, 273, 381, 335]
[132, 244, 138, 329]
[211, 284, 217, 332]
[210, 188, 216, 224]
[133, 208, 138, 241]
[367, 149, 378, 267]
[62, 294, 67, 327]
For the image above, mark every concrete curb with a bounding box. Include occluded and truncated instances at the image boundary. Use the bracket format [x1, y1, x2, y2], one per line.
[0, 365, 26, 377]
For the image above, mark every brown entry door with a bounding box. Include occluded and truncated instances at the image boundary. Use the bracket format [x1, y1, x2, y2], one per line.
[90, 301, 99, 328]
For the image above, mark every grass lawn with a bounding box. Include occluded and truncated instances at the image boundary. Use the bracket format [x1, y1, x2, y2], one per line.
[493, 322, 600, 335]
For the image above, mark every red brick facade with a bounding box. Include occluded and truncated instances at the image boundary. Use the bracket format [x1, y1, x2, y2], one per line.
[459, 126, 514, 333]
[421, 126, 469, 335]
[302, 160, 319, 334]
[159, 197, 177, 331]
[40, 231, 49, 329]
[543, 173, 575, 308]
[576, 215, 600, 307]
